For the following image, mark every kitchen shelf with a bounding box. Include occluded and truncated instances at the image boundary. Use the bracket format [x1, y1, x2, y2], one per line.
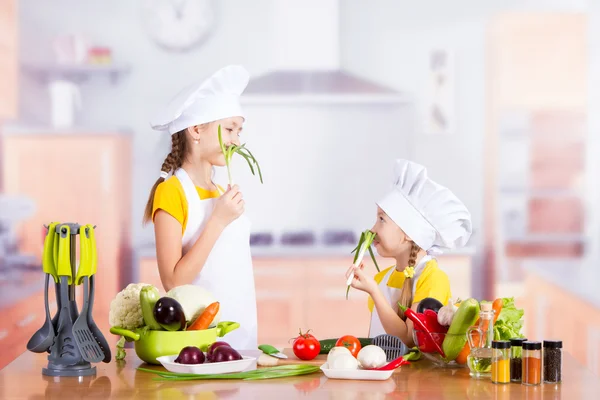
[21, 63, 131, 84]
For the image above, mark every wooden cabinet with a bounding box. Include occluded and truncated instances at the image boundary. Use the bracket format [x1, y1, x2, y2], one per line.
[0, 290, 46, 370]
[2, 132, 132, 334]
[139, 252, 472, 348]
[523, 272, 600, 377]
[0, 0, 18, 119]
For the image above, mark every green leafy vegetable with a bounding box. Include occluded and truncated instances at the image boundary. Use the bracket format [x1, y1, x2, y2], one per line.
[346, 230, 380, 299]
[493, 297, 525, 341]
[137, 364, 319, 381]
[218, 125, 263, 186]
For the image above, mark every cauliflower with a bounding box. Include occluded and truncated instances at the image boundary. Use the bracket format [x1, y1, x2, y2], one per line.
[166, 284, 220, 325]
[109, 282, 151, 330]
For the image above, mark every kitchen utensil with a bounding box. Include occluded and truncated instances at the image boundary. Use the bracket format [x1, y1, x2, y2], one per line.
[110, 321, 240, 365]
[258, 344, 288, 359]
[43, 224, 95, 377]
[84, 225, 111, 363]
[320, 363, 394, 381]
[371, 334, 408, 362]
[26, 222, 59, 353]
[71, 226, 104, 363]
[157, 354, 257, 375]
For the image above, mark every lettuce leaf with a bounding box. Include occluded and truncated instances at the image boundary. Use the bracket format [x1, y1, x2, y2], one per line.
[493, 297, 525, 341]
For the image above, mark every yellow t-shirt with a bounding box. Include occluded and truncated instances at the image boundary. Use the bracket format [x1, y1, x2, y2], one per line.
[367, 259, 451, 313]
[152, 176, 223, 234]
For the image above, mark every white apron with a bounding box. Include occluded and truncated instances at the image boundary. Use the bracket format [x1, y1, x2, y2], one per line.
[175, 168, 258, 350]
[369, 255, 434, 344]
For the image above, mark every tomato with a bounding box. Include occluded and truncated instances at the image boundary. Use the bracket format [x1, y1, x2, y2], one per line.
[335, 335, 362, 358]
[292, 330, 321, 361]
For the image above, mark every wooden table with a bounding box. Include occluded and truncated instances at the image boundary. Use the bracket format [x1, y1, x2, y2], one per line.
[1, 350, 599, 399]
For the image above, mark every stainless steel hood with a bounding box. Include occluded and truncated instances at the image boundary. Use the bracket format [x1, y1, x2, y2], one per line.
[242, 0, 409, 105]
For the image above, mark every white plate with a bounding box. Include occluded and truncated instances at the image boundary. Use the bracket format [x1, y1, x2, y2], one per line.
[320, 363, 394, 381]
[157, 354, 256, 375]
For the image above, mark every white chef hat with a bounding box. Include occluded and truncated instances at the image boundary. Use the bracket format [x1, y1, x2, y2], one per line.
[149, 65, 250, 135]
[376, 159, 472, 255]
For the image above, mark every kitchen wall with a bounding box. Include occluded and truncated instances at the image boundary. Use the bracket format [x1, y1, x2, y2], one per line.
[339, 0, 589, 249]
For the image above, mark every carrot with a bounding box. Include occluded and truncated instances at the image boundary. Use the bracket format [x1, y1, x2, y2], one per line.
[455, 298, 503, 365]
[455, 336, 474, 364]
[187, 302, 220, 331]
[492, 298, 503, 324]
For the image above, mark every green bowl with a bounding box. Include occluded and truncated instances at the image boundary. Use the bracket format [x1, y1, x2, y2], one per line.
[110, 321, 240, 365]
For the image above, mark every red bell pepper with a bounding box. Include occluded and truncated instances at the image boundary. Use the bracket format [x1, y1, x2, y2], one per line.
[399, 304, 446, 358]
[374, 356, 410, 370]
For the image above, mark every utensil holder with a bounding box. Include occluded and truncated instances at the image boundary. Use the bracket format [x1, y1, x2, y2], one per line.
[30, 222, 102, 377]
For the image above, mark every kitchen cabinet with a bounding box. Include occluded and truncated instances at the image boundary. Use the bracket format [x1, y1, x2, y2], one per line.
[487, 14, 587, 298]
[2, 131, 132, 334]
[0, 0, 18, 119]
[0, 289, 46, 370]
[139, 252, 473, 348]
[523, 271, 600, 377]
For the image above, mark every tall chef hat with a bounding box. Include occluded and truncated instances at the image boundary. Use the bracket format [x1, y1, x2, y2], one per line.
[376, 159, 472, 255]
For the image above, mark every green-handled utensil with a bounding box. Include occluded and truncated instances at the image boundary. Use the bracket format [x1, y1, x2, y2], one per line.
[48, 224, 82, 365]
[26, 222, 59, 353]
[83, 225, 111, 363]
[72, 224, 104, 363]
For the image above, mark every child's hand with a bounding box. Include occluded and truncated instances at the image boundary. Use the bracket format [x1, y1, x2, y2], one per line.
[212, 184, 244, 228]
[345, 263, 378, 295]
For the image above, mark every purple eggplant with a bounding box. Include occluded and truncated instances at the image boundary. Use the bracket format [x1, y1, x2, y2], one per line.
[153, 297, 186, 331]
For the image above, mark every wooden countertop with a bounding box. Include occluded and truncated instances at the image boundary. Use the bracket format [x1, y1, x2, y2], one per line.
[1, 350, 599, 399]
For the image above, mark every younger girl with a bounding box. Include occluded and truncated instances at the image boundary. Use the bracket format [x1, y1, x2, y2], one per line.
[346, 159, 472, 350]
[144, 65, 257, 349]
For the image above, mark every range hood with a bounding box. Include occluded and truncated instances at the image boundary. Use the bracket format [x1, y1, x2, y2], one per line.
[243, 0, 409, 105]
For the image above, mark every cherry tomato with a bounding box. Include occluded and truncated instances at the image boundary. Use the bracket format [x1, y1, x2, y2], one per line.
[335, 335, 362, 358]
[292, 330, 321, 361]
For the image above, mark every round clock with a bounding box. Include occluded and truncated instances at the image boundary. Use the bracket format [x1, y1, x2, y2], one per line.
[141, 0, 216, 52]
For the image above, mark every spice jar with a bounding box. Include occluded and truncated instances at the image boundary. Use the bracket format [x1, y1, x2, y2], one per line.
[544, 340, 562, 383]
[510, 337, 527, 382]
[491, 340, 511, 384]
[522, 341, 542, 385]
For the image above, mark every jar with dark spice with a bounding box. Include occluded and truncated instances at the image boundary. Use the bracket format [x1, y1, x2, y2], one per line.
[544, 340, 562, 383]
[510, 337, 527, 382]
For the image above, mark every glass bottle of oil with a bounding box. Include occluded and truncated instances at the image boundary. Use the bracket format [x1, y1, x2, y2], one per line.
[467, 302, 496, 378]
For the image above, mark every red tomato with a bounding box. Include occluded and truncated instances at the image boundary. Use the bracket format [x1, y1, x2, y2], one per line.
[292, 330, 321, 361]
[335, 335, 362, 358]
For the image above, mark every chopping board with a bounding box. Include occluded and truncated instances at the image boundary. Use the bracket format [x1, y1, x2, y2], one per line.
[268, 348, 326, 366]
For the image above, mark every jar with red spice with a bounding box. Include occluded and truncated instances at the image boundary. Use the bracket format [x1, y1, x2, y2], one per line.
[522, 341, 542, 385]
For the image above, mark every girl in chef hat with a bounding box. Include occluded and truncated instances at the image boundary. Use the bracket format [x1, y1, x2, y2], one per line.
[143, 65, 258, 350]
[346, 159, 472, 349]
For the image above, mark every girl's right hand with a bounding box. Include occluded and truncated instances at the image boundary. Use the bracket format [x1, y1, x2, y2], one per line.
[345, 263, 378, 295]
[211, 184, 244, 228]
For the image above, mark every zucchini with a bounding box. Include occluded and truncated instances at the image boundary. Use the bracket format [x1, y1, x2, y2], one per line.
[319, 338, 372, 354]
[442, 298, 480, 361]
[140, 285, 162, 330]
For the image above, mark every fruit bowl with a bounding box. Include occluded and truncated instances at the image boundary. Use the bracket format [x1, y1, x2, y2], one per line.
[412, 330, 467, 368]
